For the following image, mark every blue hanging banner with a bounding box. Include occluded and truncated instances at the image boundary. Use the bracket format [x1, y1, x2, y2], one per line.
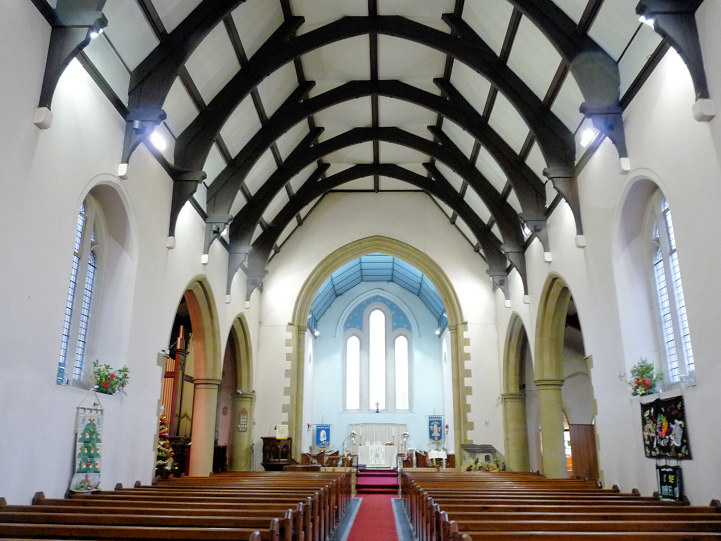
[316, 424, 330, 449]
[429, 415, 443, 443]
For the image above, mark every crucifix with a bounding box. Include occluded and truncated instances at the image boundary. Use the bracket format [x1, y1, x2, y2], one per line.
[375, 401, 380, 413]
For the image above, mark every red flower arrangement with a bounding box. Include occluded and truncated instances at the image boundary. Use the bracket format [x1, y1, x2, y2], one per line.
[91, 360, 130, 395]
[628, 359, 662, 396]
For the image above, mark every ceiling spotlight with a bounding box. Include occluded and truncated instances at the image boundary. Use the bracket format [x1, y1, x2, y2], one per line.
[149, 129, 167, 151]
[89, 27, 104, 40]
[638, 14, 655, 27]
[579, 128, 598, 148]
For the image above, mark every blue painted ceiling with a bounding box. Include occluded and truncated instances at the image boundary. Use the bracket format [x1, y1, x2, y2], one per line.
[309, 254, 446, 332]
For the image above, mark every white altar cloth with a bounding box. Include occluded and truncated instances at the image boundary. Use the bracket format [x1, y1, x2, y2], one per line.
[358, 444, 397, 468]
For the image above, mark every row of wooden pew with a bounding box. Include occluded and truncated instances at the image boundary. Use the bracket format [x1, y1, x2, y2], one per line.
[400, 470, 721, 540]
[0, 470, 352, 540]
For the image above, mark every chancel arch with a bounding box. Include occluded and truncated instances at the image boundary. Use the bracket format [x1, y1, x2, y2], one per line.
[289, 236, 468, 463]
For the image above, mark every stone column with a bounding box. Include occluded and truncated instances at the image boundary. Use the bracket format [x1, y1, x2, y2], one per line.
[535, 378, 566, 478]
[188, 378, 222, 477]
[229, 391, 255, 471]
[502, 392, 529, 472]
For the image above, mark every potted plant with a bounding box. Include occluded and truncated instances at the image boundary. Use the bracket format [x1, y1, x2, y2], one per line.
[628, 359, 662, 396]
[90, 360, 130, 395]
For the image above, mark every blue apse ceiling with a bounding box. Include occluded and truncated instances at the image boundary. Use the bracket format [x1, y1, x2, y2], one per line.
[308, 254, 447, 332]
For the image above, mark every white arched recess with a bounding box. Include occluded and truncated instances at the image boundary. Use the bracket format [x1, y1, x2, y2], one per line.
[289, 236, 468, 463]
[182, 277, 222, 476]
[614, 174, 666, 372]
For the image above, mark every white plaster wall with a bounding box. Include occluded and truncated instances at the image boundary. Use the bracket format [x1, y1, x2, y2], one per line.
[0, 1, 257, 503]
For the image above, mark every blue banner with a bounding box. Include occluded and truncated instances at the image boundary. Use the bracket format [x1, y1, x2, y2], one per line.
[316, 424, 330, 449]
[429, 415, 443, 443]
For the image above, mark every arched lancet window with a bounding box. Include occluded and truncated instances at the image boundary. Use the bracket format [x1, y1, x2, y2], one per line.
[649, 194, 695, 383]
[344, 301, 411, 411]
[345, 335, 360, 410]
[368, 309, 386, 410]
[57, 198, 102, 385]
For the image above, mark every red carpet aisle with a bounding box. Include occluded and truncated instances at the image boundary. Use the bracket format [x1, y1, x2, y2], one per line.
[346, 494, 399, 541]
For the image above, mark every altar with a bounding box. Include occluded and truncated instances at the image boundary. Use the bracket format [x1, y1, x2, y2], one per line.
[358, 444, 397, 468]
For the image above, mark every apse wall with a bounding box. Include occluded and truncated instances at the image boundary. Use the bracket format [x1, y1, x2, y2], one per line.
[307, 281, 445, 454]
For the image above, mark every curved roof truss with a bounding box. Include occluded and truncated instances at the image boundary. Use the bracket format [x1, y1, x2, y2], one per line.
[34, 0, 708, 300]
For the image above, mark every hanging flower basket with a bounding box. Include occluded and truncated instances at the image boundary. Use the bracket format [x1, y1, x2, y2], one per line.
[91, 360, 130, 395]
[628, 359, 662, 396]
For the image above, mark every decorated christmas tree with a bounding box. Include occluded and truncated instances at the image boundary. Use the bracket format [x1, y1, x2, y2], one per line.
[76, 418, 101, 473]
[156, 410, 174, 476]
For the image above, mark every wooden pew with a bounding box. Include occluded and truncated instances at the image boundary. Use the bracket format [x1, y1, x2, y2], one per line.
[0, 517, 279, 540]
[401, 471, 721, 541]
[0, 471, 352, 541]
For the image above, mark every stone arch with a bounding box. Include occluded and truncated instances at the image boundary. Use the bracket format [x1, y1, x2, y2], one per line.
[534, 273, 573, 478]
[502, 313, 531, 472]
[289, 235, 468, 463]
[226, 314, 255, 470]
[182, 276, 222, 475]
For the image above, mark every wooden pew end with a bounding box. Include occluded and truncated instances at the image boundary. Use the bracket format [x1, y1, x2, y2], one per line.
[115, 483, 124, 490]
[710, 499, 721, 511]
[631, 488, 640, 496]
[31, 492, 44, 505]
[134, 481, 142, 488]
[0, 497, 6, 507]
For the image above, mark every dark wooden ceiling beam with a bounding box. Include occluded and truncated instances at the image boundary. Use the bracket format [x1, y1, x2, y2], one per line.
[175, 15, 575, 181]
[207, 79, 547, 225]
[238, 163, 510, 298]
[228, 126, 524, 254]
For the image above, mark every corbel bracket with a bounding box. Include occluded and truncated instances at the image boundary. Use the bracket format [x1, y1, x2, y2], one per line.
[488, 270, 510, 303]
[226, 245, 251, 296]
[168, 167, 206, 237]
[203, 214, 233, 256]
[580, 104, 628, 159]
[121, 108, 168, 165]
[544, 167, 583, 237]
[519, 216, 549, 253]
[501, 245, 529, 295]
[636, 0, 710, 101]
[38, 0, 108, 109]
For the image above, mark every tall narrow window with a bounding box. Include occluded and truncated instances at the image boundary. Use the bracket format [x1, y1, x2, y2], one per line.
[650, 195, 694, 383]
[57, 200, 101, 385]
[345, 336, 360, 409]
[394, 335, 409, 410]
[368, 309, 386, 410]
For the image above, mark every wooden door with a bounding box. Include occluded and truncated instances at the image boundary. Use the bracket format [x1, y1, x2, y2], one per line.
[569, 424, 599, 481]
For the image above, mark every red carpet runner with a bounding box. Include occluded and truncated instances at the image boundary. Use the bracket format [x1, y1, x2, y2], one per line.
[346, 494, 399, 541]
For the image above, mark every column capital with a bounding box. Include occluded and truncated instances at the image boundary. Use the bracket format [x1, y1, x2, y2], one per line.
[193, 378, 222, 388]
[534, 378, 564, 389]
